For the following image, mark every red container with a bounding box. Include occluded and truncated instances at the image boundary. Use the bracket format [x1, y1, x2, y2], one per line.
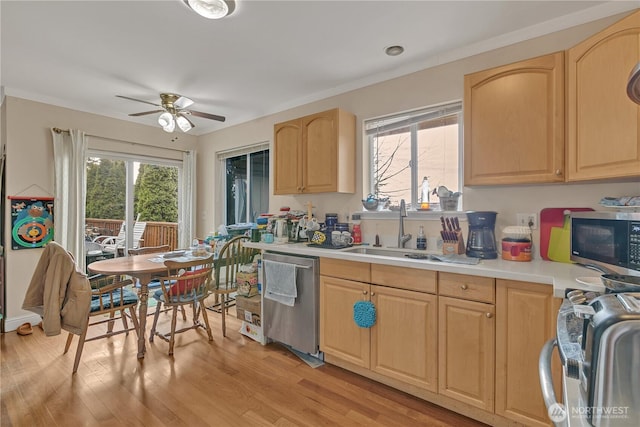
[502, 238, 532, 262]
[352, 224, 362, 244]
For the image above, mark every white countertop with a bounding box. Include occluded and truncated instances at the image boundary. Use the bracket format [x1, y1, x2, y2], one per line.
[245, 241, 606, 298]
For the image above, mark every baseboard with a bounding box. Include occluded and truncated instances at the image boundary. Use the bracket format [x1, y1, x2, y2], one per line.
[3, 313, 42, 332]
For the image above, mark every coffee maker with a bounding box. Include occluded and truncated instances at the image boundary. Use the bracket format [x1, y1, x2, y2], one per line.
[466, 211, 498, 259]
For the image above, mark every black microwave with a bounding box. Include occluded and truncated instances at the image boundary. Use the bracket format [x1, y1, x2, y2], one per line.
[570, 211, 640, 274]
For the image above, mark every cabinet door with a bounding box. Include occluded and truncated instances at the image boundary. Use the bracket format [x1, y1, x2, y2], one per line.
[302, 110, 338, 193]
[319, 275, 370, 368]
[495, 280, 562, 427]
[464, 52, 565, 185]
[370, 285, 438, 392]
[274, 119, 302, 194]
[438, 296, 495, 411]
[567, 10, 640, 181]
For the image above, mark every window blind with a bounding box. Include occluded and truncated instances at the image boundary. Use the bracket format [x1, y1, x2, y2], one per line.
[365, 101, 462, 136]
[216, 141, 269, 161]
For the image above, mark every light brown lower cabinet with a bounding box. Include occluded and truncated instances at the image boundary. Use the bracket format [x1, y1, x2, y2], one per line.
[438, 295, 495, 412]
[319, 259, 561, 426]
[371, 285, 438, 392]
[319, 272, 438, 391]
[495, 279, 562, 427]
[319, 275, 370, 368]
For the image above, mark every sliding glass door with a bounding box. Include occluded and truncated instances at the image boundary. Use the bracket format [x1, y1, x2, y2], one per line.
[222, 147, 269, 225]
[85, 152, 181, 254]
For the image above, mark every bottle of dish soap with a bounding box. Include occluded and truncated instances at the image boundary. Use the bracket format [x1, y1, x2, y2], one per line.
[417, 225, 427, 250]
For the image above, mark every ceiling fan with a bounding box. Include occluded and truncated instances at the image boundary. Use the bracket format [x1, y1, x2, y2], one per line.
[116, 93, 225, 133]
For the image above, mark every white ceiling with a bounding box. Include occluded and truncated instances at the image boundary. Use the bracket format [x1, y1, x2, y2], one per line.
[1, 1, 637, 136]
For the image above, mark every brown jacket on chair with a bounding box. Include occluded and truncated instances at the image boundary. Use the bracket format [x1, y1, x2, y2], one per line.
[22, 242, 91, 336]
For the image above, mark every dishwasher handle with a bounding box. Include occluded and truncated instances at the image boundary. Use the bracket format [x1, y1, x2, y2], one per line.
[539, 338, 567, 427]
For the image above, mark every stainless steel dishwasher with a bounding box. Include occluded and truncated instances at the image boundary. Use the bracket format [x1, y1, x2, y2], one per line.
[262, 251, 319, 355]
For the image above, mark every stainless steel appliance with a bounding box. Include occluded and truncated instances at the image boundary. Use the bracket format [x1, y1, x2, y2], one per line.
[540, 290, 640, 427]
[570, 211, 640, 275]
[465, 211, 498, 259]
[262, 252, 320, 355]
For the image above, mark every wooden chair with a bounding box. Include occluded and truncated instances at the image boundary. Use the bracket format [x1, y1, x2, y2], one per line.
[64, 274, 139, 373]
[209, 236, 260, 337]
[149, 255, 215, 355]
[126, 245, 187, 320]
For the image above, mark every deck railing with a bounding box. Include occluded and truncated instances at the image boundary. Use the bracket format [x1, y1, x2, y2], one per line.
[86, 218, 178, 250]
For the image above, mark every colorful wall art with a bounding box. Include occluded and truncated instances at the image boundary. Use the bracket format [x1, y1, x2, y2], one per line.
[10, 197, 55, 250]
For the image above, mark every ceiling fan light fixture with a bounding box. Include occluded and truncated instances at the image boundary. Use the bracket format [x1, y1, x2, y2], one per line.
[158, 112, 176, 132]
[176, 114, 194, 132]
[185, 0, 230, 19]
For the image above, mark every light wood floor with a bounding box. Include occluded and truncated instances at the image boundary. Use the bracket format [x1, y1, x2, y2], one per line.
[2, 308, 487, 427]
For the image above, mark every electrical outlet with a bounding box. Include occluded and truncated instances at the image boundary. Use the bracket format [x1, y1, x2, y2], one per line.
[516, 213, 538, 229]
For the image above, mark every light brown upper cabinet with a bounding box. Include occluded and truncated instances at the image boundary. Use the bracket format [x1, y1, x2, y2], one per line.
[566, 9, 640, 181]
[464, 52, 565, 185]
[273, 108, 355, 194]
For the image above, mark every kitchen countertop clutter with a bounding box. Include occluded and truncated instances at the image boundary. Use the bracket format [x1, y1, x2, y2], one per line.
[244, 241, 605, 298]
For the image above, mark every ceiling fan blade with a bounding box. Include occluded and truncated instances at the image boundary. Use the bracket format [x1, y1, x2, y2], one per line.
[129, 110, 164, 117]
[187, 109, 226, 122]
[174, 96, 194, 109]
[116, 95, 161, 107]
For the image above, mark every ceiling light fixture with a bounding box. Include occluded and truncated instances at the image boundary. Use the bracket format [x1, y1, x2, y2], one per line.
[158, 112, 176, 133]
[176, 114, 194, 132]
[158, 112, 196, 133]
[385, 45, 405, 56]
[183, 0, 235, 19]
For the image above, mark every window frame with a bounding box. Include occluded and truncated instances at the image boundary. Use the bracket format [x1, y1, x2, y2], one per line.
[217, 142, 270, 225]
[364, 101, 463, 211]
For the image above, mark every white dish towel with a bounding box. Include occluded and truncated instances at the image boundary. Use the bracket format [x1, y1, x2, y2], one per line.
[264, 260, 297, 306]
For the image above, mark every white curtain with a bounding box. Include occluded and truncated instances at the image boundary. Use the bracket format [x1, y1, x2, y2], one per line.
[179, 150, 196, 249]
[52, 129, 87, 270]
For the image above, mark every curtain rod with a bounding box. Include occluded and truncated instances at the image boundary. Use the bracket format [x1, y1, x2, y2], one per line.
[52, 128, 189, 154]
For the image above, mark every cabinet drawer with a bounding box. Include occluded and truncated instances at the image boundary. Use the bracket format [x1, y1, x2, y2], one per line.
[439, 272, 495, 303]
[320, 258, 370, 282]
[371, 264, 436, 293]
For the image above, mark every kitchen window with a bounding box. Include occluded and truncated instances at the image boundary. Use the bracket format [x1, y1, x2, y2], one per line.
[365, 101, 462, 210]
[218, 143, 269, 225]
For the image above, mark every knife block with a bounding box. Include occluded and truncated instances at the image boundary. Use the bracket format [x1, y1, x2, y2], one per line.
[442, 231, 465, 255]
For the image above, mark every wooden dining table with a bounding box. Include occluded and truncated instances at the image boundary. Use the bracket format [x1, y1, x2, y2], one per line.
[88, 253, 168, 358]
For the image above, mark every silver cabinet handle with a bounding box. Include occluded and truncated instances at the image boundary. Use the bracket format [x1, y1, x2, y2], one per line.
[362, 290, 368, 295]
[461, 284, 468, 290]
[486, 312, 493, 318]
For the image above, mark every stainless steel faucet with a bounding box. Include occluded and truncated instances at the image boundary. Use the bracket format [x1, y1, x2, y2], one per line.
[398, 199, 412, 248]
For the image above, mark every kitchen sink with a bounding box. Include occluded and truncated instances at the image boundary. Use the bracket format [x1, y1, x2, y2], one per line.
[340, 246, 481, 265]
[340, 246, 431, 259]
